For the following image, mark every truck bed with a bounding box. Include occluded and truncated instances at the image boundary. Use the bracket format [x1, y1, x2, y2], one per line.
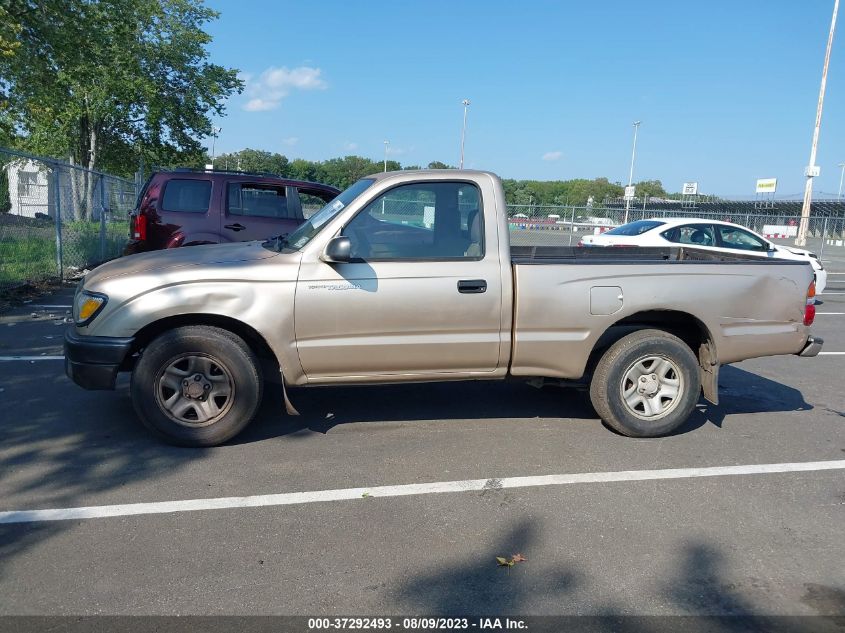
[508, 244, 813, 379]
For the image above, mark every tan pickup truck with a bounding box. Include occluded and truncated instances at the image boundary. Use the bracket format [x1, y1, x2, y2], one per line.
[64, 170, 822, 446]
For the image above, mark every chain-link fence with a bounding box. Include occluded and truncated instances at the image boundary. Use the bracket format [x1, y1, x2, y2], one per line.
[4, 153, 845, 293]
[0, 147, 137, 291]
[506, 203, 845, 256]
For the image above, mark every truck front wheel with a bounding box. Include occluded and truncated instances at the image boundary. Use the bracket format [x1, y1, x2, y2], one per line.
[589, 329, 700, 437]
[131, 326, 263, 447]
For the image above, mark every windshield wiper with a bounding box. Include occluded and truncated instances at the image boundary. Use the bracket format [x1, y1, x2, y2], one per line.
[263, 232, 290, 252]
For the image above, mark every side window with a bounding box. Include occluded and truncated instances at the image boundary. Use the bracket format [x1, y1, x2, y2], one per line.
[228, 183, 289, 218]
[18, 171, 39, 197]
[298, 190, 333, 219]
[717, 226, 768, 251]
[161, 179, 212, 213]
[342, 181, 483, 260]
[666, 224, 715, 247]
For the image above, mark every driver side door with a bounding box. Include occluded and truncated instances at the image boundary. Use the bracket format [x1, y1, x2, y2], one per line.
[293, 180, 504, 380]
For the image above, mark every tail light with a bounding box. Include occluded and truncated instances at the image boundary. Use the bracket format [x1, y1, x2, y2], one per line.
[131, 212, 147, 241]
[804, 281, 816, 326]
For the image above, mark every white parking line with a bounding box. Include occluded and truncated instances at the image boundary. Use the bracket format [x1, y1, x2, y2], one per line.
[819, 352, 845, 355]
[1, 460, 843, 524]
[816, 312, 845, 315]
[30, 304, 72, 308]
[0, 356, 64, 361]
[820, 292, 845, 295]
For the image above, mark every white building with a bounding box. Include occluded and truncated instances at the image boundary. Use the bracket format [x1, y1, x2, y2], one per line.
[4, 159, 54, 218]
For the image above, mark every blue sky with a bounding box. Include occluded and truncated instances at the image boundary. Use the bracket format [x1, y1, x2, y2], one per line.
[204, 0, 845, 197]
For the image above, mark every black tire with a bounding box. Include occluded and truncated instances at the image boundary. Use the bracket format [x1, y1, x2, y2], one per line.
[589, 329, 700, 438]
[131, 326, 263, 447]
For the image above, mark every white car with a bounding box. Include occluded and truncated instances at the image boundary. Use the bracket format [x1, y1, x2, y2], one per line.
[579, 218, 827, 293]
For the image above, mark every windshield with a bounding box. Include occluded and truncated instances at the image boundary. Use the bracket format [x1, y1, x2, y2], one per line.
[605, 220, 665, 236]
[265, 178, 375, 252]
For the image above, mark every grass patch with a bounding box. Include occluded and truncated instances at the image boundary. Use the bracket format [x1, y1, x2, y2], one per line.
[0, 219, 129, 288]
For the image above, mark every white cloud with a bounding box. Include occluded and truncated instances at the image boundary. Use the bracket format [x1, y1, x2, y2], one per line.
[244, 98, 277, 112]
[344, 142, 358, 151]
[242, 66, 327, 112]
[281, 136, 299, 146]
[542, 151, 563, 161]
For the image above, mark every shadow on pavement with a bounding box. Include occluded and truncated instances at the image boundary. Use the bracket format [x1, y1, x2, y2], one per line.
[395, 518, 584, 614]
[241, 363, 813, 443]
[235, 380, 596, 444]
[396, 525, 844, 621]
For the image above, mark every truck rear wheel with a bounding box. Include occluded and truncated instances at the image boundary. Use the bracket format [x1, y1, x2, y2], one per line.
[589, 329, 700, 437]
[131, 326, 263, 447]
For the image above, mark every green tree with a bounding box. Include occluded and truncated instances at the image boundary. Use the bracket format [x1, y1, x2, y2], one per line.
[427, 161, 455, 169]
[215, 149, 290, 176]
[633, 180, 667, 199]
[1, 0, 241, 191]
[287, 158, 321, 183]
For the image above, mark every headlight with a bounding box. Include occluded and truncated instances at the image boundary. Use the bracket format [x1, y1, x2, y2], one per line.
[74, 290, 108, 326]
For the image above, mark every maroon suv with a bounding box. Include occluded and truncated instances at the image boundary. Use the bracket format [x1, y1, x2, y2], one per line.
[124, 169, 340, 255]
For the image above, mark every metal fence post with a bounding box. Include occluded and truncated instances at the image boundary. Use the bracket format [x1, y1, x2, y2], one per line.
[53, 164, 63, 281]
[99, 176, 107, 261]
[568, 206, 576, 245]
[819, 216, 828, 260]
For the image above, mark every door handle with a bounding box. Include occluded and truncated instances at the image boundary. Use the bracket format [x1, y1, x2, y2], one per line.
[457, 279, 487, 294]
[224, 223, 246, 231]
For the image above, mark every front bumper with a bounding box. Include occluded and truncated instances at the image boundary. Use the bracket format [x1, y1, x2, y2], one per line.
[64, 329, 135, 390]
[797, 335, 824, 358]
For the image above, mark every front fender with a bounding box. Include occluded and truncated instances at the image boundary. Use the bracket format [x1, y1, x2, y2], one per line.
[84, 278, 305, 385]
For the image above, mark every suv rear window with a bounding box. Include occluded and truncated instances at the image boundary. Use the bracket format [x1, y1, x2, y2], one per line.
[228, 184, 290, 218]
[161, 179, 212, 213]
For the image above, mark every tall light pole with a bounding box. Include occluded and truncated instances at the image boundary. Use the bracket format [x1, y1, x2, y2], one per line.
[624, 120, 641, 224]
[383, 140, 389, 172]
[210, 126, 222, 169]
[838, 162, 845, 199]
[796, 0, 839, 246]
[459, 99, 471, 169]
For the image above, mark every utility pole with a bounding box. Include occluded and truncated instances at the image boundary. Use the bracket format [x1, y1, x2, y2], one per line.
[624, 121, 641, 224]
[383, 140, 389, 172]
[797, 0, 839, 246]
[210, 126, 222, 169]
[460, 99, 471, 169]
[838, 162, 845, 199]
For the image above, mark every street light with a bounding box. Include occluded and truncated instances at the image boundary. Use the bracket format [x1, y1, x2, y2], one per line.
[796, 0, 839, 246]
[624, 121, 641, 224]
[460, 99, 471, 169]
[838, 162, 845, 199]
[210, 126, 222, 169]
[383, 140, 389, 172]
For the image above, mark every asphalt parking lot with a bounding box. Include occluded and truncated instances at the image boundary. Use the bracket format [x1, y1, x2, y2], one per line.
[1, 249, 844, 620]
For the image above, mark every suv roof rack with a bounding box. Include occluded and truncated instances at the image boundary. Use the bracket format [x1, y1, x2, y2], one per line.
[167, 166, 284, 178]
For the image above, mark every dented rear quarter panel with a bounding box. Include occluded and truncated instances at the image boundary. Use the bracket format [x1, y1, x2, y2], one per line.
[510, 260, 813, 378]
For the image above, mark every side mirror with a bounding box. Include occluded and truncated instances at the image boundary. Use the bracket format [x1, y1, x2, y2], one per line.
[321, 236, 352, 263]
[767, 244, 777, 253]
